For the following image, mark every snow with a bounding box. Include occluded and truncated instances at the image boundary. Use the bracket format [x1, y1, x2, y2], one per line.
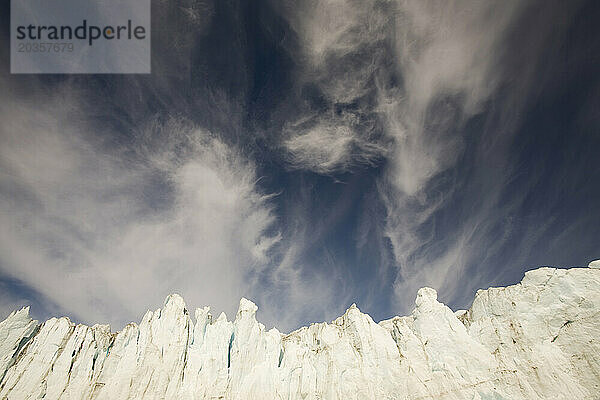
[1, 264, 599, 399]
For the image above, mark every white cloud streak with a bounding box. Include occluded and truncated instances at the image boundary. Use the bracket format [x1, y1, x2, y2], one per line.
[0, 90, 285, 328]
[379, 1, 527, 310]
[1, 0, 587, 331]
[283, 112, 387, 173]
[381, 0, 521, 195]
[276, 0, 571, 314]
[379, 1, 583, 311]
[277, 0, 390, 173]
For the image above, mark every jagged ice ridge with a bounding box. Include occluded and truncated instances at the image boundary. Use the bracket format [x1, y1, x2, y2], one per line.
[1, 261, 600, 399]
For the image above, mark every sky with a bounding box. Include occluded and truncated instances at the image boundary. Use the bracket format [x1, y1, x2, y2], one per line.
[0, 0, 599, 333]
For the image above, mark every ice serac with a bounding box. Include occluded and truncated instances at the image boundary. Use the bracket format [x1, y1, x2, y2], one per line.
[1, 263, 599, 399]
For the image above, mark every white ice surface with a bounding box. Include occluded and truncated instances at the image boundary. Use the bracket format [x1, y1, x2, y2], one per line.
[1, 264, 599, 399]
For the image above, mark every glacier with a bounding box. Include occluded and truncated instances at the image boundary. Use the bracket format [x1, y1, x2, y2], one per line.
[1, 262, 599, 399]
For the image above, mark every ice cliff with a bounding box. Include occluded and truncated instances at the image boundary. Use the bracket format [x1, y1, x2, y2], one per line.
[1, 263, 599, 399]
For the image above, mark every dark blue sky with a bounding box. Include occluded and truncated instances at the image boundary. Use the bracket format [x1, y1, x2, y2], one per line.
[0, 0, 599, 332]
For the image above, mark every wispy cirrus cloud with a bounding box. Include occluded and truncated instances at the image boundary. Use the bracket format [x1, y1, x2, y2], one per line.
[283, 112, 388, 174]
[0, 88, 283, 327]
[273, 0, 598, 316]
[378, 0, 526, 309]
[275, 0, 391, 174]
[272, 0, 529, 311]
[1, 0, 598, 332]
[378, 0, 598, 312]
